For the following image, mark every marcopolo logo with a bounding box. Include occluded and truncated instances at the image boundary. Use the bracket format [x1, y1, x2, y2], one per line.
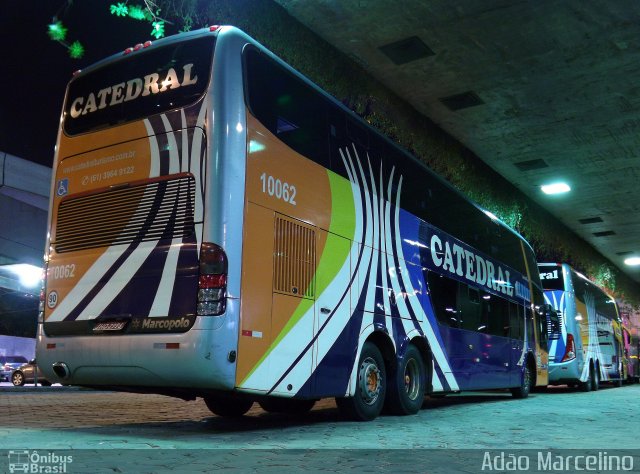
[8, 450, 73, 473]
[141, 316, 192, 331]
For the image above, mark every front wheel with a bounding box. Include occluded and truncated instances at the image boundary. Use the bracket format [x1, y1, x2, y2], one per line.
[204, 394, 253, 418]
[336, 341, 386, 421]
[511, 364, 532, 399]
[11, 371, 25, 387]
[385, 344, 426, 415]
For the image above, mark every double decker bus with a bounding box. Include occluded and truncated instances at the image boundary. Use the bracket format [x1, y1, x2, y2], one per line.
[539, 263, 625, 390]
[37, 26, 550, 421]
[622, 325, 639, 383]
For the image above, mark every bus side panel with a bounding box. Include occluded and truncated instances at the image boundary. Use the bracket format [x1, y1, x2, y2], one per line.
[236, 202, 274, 389]
[575, 289, 602, 382]
[236, 116, 334, 394]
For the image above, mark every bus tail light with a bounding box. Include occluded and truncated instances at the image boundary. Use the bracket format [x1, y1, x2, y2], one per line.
[562, 334, 576, 362]
[197, 242, 227, 316]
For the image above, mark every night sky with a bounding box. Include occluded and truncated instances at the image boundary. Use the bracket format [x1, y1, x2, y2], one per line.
[0, 1, 181, 167]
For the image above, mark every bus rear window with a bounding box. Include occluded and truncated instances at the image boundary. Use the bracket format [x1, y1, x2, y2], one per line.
[64, 36, 214, 136]
[538, 265, 564, 290]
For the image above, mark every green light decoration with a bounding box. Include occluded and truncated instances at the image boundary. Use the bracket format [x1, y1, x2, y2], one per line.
[109, 3, 129, 17]
[127, 5, 148, 21]
[47, 21, 68, 42]
[151, 20, 165, 39]
[179, 17, 193, 33]
[69, 41, 85, 59]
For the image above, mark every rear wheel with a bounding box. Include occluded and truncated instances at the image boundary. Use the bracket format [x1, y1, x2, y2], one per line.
[11, 371, 25, 386]
[580, 365, 593, 392]
[385, 344, 426, 415]
[259, 398, 316, 414]
[40, 380, 52, 387]
[511, 363, 532, 399]
[204, 394, 253, 417]
[592, 366, 600, 391]
[336, 342, 386, 421]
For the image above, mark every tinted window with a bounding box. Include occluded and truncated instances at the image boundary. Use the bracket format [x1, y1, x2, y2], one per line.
[481, 292, 513, 338]
[244, 47, 330, 168]
[458, 285, 482, 332]
[571, 271, 618, 321]
[509, 303, 524, 340]
[65, 36, 214, 135]
[426, 272, 460, 328]
[427, 271, 521, 338]
[396, 152, 527, 274]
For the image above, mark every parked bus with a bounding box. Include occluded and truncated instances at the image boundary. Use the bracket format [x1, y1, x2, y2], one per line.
[37, 26, 551, 421]
[539, 263, 625, 390]
[622, 325, 639, 383]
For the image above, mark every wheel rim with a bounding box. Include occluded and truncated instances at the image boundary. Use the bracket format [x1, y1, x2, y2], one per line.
[358, 357, 381, 406]
[13, 373, 23, 385]
[404, 358, 421, 400]
[523, 367, 530, 391]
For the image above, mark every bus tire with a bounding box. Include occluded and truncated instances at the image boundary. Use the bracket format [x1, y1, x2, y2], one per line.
[511, 362, 532, 399]
[580, 366, 592, 392]
[592, 365, 600, 391]
[384, 344, 426, 415]
[259, 398, 316, 414]
[335, 341, 386, 421]
[204, 394, 253, 417]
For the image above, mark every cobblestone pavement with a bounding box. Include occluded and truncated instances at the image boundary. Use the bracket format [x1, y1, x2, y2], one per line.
[1, 384, 639, 472]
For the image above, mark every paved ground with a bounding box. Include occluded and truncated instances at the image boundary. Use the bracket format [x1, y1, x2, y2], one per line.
[0, 383, 639, 472]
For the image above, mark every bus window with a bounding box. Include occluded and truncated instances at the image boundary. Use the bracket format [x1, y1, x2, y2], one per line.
[65, 36, 214, 136]
[244, 46, 330, 168]
[481, 292, 512, 338]
[426, 272, 460, 328]
[458, 284, 482, 332]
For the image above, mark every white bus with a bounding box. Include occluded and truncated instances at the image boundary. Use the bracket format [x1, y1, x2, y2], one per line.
[539, 263, 625, 390]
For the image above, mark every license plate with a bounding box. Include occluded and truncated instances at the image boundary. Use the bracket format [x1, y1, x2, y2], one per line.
[93, 321, 127, 331]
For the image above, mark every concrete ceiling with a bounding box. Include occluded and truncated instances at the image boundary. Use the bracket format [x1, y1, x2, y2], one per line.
[276, 0, 640, 283]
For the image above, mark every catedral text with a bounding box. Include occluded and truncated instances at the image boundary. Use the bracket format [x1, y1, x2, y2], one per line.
[68, 63, 198, 118]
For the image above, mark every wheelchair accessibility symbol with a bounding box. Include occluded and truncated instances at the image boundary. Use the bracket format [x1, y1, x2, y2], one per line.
[56, 178, 69, 197]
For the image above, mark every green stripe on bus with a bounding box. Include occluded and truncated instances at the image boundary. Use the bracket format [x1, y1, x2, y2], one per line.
[239, 170, 356, 387]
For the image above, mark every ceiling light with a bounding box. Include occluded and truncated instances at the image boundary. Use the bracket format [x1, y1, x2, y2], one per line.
[540, 182, 571, 195]
[624, 257, 640, 266]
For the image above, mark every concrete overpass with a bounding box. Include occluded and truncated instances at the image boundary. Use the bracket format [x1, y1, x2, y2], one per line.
[0, 152, 50, 337]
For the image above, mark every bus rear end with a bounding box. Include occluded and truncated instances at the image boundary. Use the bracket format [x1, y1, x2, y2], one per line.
[37, 30, 234, 393]
[538, 263, 581, 384]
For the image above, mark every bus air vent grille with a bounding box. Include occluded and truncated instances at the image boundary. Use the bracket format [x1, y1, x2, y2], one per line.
[273, 215, 315, 299]
[54, 175, 195, 253]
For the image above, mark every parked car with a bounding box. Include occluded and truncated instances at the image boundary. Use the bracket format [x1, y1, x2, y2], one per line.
[11, 359, 52, 386]
[1, 355, 28, 382]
